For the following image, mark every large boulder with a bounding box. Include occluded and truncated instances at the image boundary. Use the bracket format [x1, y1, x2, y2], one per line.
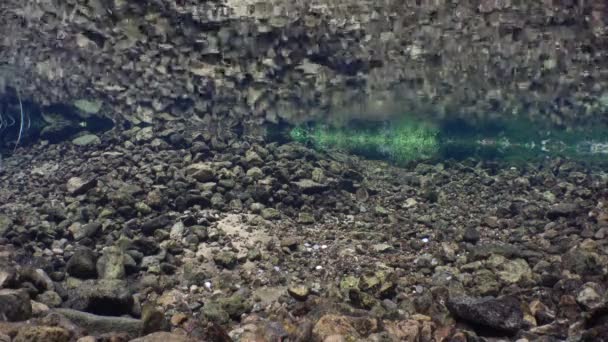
[447, 296, 523, 334]
[65, 279, 134, 316]
[66, 247, 97, 279]
[0, 289, 32, 321]
[54, 308, 142, 338]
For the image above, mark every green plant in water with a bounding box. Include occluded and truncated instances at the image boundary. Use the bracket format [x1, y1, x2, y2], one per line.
[289, 120, 440, 164]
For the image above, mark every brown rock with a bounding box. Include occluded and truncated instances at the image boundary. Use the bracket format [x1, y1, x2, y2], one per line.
[129, 332, 195, 342]
[0, 322, 27, 338]
[323, 335, 345, 342]
[76, 337, 96, 342]
[293, 320, 313, 342]
[171, 313, 188, 326]
[13, 326, 71, 342]
[313, 315, 360, 340]
[384, 320, 420, 342]
[287, 285, 310, 301]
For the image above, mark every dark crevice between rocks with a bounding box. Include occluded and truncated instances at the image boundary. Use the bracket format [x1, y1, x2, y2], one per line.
[0, 88, 114, 156]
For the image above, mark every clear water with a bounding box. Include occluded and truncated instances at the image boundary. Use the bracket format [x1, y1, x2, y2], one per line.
[2, 0, 608, 165]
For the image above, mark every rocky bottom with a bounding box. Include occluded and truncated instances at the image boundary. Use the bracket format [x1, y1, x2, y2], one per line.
[0, 126, 607, 342]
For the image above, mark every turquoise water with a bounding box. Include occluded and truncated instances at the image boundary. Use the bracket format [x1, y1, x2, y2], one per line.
[286, 116, 608, 166]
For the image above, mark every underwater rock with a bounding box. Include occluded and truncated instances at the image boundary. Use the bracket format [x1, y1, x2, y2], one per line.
[130, 332, 195, 342]
[73, 99, 102, 115]
[0, 215, 13, 237]
[287, 285, 310, 301]
[140, 215, 171, 236]
[66, 248, 97, 279]
[292, 179, 329, 194]
[37, 291, 62, 308]
[69, 222, 102, 241]
[54, 308, 142, 338]
[261, 208, 280, 220]
[96, 246, 126, 280]
[19, 268, 54, 293]
[462, 227, 480, 244]
[312, 315, 362, 341]
[547, 203, 580, 219]
[576, 283, 605, 311]
[213, 251, 237, 269]
[0, 264, 18, 288]
[561, 249, 603, 276]
[65, 279, 134, 316]
[185, 163, 216, 182]
[66, 177, 98, 196]
[0, 289, 32, 321]
[447, 295, 524, 333]
[13, 325, 71, 342]
[495, 258, 533, 285]
[72, 134, 101, 146]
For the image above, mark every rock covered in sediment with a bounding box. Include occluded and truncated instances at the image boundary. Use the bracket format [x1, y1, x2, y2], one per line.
[13, 325, 71, 342]
[66, 177, 98, 196]
[130, 332, 195, 342]
[0, 289, 32, 322]
[447, 296, 524, 333]
[66, 247, 97, 279]
[65, 280, 134, 316]
[54, 308, 143, 338]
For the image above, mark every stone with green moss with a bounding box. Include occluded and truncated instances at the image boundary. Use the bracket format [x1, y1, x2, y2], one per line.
[289, 119, 439, 164]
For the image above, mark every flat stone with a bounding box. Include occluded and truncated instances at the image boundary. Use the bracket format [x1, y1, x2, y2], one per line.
[66, 177, 97, 196]
[54, 308, 142, 338]
[292, 179, 329, 194]
[130, 332, 195, 342]
[69, 222, 101, 241]
[372, 243, 393, 253]
[547, 203, 579, 219]
[72, 134, 101, 146]
[73, 99, 102, 114]
[65, 279, 134, 316]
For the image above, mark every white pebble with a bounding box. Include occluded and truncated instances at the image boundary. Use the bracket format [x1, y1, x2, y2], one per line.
[321, 244, 328, 249]
[315, 265, 323, 270]
[204, 282, 212, 290]
[421, 238, 429, 243]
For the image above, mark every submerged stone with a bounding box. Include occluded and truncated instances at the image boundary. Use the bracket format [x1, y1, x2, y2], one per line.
[72, 134, 101, 146]
[447, 296, 523, 333]
[74, 99, 103, 115]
